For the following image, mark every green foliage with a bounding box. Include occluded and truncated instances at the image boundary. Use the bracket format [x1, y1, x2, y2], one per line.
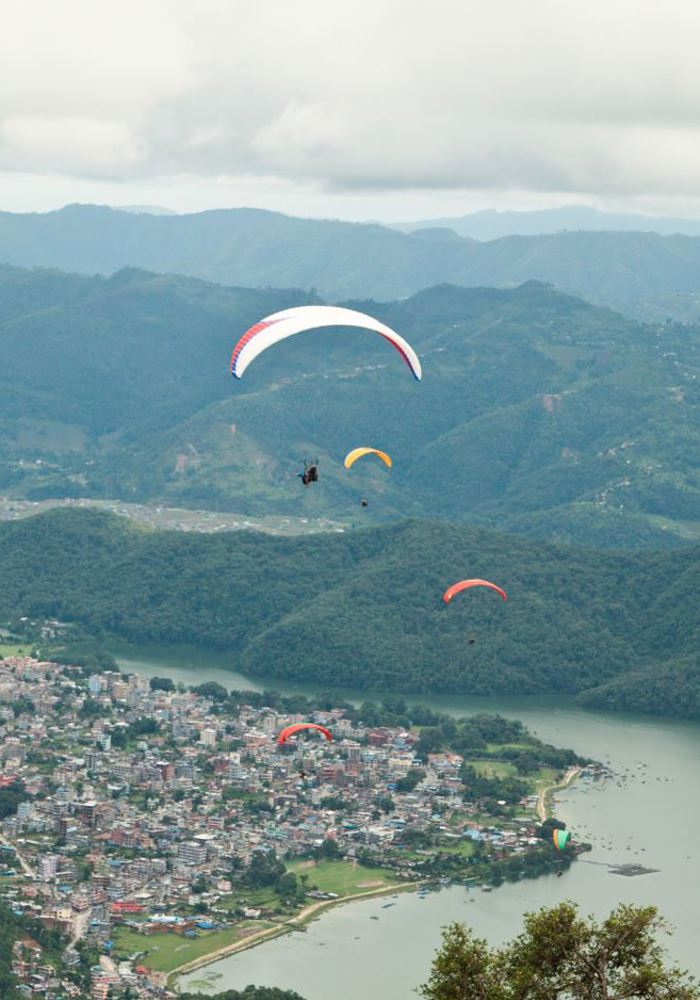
[52, 645, 117, 673]
[395, 767, 426, 792]
[420, 923, 498, 1000]
[460, 764, 529, 805]
[314, 838, 341, 861]
[0, 899, 67, 999]
[578, 656, 700, 718]
[243, 850, 286, 889]
[0, 781, 28, 819]
[192, 681, 229, 701]
[10, 697, 34, 717]
[79, 697, 109, 719]
[319, 796, 350, 811]
[420, 903, 700, 999]
[2, 265, 700, 549]
[112, 716, 161, 748]
[149, 676, 175, 691]
[3, 508, 700, 712]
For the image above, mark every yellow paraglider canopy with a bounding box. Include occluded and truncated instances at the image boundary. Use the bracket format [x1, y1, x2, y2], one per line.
[343, 447, 393, 470]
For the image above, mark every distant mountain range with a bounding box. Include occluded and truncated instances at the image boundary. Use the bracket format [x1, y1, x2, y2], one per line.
[1, 264, 699, 550]
[394, 205, 700, 240]
[3, 204, 700, 321]
[1, 507, 698, 717]
[116, 205, 178, 216]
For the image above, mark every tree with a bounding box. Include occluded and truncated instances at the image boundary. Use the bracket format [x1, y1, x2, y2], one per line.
[149, 676, 174, 692]
[419, 904, 700, 1000]
[192, 681, 229, 702]
[373, 795, 395, 814]
[243, 850, 285, 889]
[314, 838, 340, 861]
[395, 768, 426, 793]
[420, 923, 499, 1000]
[0, 781, 28, 820]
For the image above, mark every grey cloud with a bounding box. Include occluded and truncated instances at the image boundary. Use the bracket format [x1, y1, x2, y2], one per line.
[2, 0, 700, 200]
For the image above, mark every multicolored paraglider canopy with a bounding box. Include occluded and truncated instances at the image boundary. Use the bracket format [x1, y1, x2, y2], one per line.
[277, 723, 333, 746]
[344, 447, 393, 470]
[230, 305, 422, 381]
[442, 579, 508, 604]
[553, 828, 570, 851]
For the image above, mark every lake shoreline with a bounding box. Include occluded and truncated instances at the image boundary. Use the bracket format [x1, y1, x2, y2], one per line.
[536, 766, 581, 822]
[117, 643, 700, 997]
[170, 764, 580, 986]
[171, 880, 421, 987]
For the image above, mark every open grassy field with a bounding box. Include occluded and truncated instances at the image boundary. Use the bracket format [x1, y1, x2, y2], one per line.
[436, 839, 476, 858]
[219, 885, 285, 913]
[533, 767, 559, 790]
[0, 642, 32, 657]
[111, 924, 271, 973]
[484, 742, 531, 753]
[468, 759, 517, 779]
[288, 859, 399, 896]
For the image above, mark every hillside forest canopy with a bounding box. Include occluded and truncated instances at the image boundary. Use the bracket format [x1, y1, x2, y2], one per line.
[1, 508, 699, 718]
[0, 266, 699, 551]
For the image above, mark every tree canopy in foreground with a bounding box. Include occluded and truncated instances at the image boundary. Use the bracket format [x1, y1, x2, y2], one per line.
[420, 902, 698, 1000]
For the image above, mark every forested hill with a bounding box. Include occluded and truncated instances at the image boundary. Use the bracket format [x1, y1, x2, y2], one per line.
[1, 266, 700, 550]
[4, 203, 700, 321]
[1, 508, 699, 717]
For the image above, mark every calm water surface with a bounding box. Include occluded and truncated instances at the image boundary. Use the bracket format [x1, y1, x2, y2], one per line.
[113, 644, 700, 998]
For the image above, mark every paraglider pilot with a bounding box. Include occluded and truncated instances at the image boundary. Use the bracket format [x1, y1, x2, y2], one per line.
[298, 461, 319, 486]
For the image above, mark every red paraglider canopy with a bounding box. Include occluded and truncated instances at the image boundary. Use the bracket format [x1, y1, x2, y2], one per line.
[443, 579, 508, 604]
[277, 722, 333, 746]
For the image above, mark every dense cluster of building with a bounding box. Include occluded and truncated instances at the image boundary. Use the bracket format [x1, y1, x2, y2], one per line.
[0, 654, 563, 999]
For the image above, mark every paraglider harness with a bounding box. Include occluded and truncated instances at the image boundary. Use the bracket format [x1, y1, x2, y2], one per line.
[298, 460, 319, 486]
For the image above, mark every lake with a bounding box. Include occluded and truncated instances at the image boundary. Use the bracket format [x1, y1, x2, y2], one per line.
[113, 644, 700, 998]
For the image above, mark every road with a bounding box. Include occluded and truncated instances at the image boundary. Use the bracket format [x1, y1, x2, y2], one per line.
[536, 766, 581, 823]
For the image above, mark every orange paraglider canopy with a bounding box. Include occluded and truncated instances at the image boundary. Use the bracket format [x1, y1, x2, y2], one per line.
[277, 722, 333, 746]
[443, 579, 507, 604]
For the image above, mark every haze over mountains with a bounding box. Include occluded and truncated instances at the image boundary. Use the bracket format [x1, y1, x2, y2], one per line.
[395, 205, 700, 240]
[1, 264, 699, 550]
[4, 204, 700, 321]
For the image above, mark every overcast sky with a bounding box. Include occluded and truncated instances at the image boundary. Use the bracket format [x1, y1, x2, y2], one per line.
[2, 0, 700, 220]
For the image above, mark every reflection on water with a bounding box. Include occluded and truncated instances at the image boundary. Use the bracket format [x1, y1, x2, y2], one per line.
[113, 644, 700, 999]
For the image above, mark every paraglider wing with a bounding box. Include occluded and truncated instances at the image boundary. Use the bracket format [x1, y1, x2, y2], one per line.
[343, 447, 393, 470]
[442, 579, 508, 605]
[230, 306, 422, 381]
[553, 829, 570, 851]
[277, 722, 333, 746]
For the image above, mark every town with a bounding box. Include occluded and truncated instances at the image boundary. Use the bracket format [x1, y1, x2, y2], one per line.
[0, 652, 595, 999]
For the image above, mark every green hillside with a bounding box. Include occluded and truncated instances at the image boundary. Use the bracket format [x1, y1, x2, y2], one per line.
[1, 267, 700, 549]
[1, 508, 698, 716]
[4, 204, 700, 320]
